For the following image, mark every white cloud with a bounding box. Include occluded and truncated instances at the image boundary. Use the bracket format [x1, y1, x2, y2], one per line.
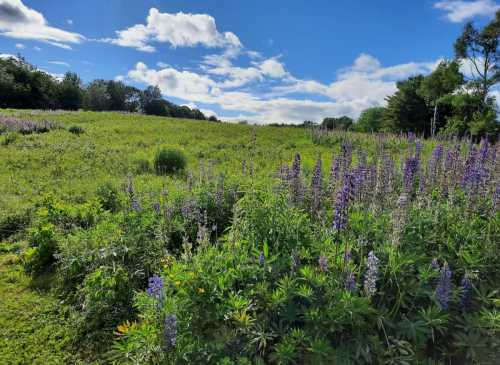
[103, 7, 241, 52]
[259, 58, 288, 78]
[48, 60, 70, 67]
[0, 52, 17, 60]
[157, 61, 170, 68]
[14, 42, 24, 48]
[0, 0, 84, 48]
[434, 0, 500, 22]
[273, 54, 439, 105]
[126, 53, 442, 124]
[67, 19, 73, 25]
[33, 46, 41, 51]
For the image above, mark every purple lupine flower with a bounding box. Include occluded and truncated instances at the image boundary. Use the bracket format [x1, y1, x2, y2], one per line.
[345, 271, 356, 292]
[153, 202, 161, 214]
[340, 142, 353, 176]
[290, 153, 303, 203]
[493, 182, 499, 212]
[431, 258, 440, 270]
[415, 140, 423, 161]
[147, 274, 164, 299]
[318, 255, 328, 272]
[403, 156, 419, 194]
[426, 144, 444, 189]
[216, 174, 225, 207]
[333, 173, 352, 231]
[435, 262, 452, 310]
[163, 314, 177, 349]
[311, 155, 323, 213]
[258, 251, 265, 266]
[328, 155, 341, 194]
[461, 146, 478, 190]
[459, 275, 472, 310]
[186, 171, 193, 192]
[364, 251, 379, 297]
[344, 249, 352, 264]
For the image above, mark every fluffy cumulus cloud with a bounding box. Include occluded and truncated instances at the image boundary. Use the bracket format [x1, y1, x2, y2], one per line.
[126, 53, 441, 124]
[103, 8, 241, 52]
[434, 0, 500, 22]
[0, 0, 84, 48]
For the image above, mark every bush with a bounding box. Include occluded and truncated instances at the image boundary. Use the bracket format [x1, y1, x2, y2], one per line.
[133, 158, 151, 174]
[96, 182, 121, 212]
[153, 148, 186, 175]
[1, 132, 18, 146]
[23, 222, 59, 275]
[0, 211, 31, 240]
[68, 125, 84, 135]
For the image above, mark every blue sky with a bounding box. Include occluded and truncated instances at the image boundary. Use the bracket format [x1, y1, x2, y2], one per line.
[0, 0, 498, 123]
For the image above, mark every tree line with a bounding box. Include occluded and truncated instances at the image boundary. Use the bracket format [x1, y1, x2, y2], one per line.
[0, 56, 219, 122]
[320, 11, 499, 140]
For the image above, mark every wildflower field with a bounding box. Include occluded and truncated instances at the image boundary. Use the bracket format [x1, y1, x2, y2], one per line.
[0, 109, 499, 364]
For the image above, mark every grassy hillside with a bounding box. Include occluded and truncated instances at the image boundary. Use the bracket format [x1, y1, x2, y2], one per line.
[1, 110, 328, 214]
[0, 110, 499, 364]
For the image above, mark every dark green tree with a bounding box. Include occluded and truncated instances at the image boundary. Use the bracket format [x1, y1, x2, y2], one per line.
[383, 76, 431, 135]
[354, 107, 385, 132]
[418, 61, 464, 136]
[106, 81, 128, 111]
[58, 72, 83, 110]
[83, 80, 111, 111]
[321, 116, 353, 130]
[454, 10, 500, 108]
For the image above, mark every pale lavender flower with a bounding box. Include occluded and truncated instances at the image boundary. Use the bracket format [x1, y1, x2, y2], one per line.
[318, 255, 328, 272]
[290, 249, 300, 272]
[163, 314, 177, 349]
[364, 251, 379, 297]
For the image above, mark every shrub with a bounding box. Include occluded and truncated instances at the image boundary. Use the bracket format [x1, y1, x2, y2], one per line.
[77, 265, 134, 333]
[132, 158, 151, 174]
[96, 182, 121, 212]
[23, 222, 59, 275]
[153, 148, 186, 175]
[0, 210, 31, 240]
[68, 125, 84, 135]
[1, 132, 17, 146]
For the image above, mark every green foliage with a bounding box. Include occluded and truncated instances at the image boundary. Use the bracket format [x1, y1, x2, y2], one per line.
[322, 116, 353, 130]
[96, 182, 121, 212]
[154, 148, 187, 175]
[0, 131, 17, 145]
[23, 222, 58, 275]
[0, 210, 30, 241]
[68, 125, 84, 135]
[383, 76, 431, 135]
[354, 107, 385, 133]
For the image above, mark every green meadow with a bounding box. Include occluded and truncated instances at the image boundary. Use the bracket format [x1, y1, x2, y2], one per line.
[0, 110, 499, 364]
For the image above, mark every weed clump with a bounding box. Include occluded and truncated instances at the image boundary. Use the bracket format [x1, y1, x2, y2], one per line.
[154, 148, 186, 175]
